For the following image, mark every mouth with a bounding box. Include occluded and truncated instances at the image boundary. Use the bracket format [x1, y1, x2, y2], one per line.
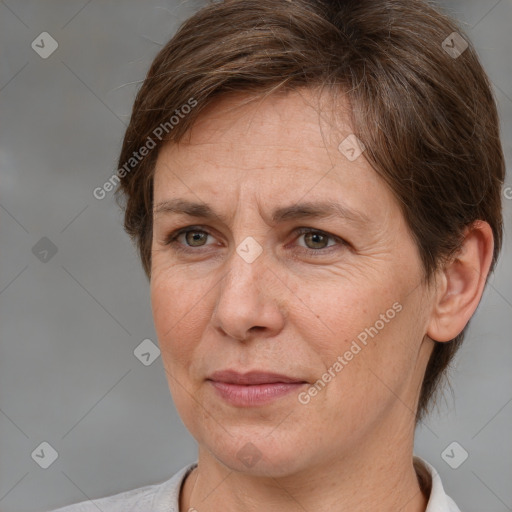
[206, 370, 308, 407]
[207, 369, 307, 385]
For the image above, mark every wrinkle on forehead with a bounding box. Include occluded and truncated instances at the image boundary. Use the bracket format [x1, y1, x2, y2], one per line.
[152, 87, 398, 238]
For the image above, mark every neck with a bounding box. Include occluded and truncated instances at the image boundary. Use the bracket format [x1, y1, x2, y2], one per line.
[180, 425, 429, 512]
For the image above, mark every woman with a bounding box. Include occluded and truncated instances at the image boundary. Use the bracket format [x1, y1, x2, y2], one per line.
[49, 0, 504, 510]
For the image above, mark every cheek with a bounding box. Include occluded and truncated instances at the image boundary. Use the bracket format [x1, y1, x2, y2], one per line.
[150, 269, 206, 370]
[323, 295, 424, 422]
[293, 277, 413, 399]
[150, 272, 210, 428]
[286, 274, 391, 354]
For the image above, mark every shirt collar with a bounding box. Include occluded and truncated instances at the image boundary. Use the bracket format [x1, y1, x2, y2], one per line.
[414, 455, 462, 512]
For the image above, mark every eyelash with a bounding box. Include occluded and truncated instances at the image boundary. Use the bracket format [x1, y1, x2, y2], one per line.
[163, 225, 346, 256]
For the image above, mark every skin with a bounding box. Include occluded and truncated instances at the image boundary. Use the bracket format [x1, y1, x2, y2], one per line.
[150, 88, 494, 512]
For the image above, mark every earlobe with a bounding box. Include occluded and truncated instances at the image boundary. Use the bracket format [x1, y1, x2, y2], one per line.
[427, 221, 494, 343]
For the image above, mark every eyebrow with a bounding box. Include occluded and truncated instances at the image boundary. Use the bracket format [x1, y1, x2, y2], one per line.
[153, 198, 370, 226]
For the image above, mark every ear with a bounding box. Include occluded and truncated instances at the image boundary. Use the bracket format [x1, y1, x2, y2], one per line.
[427, 220, 494, 342]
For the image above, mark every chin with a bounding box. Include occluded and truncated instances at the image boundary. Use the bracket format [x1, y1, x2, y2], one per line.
[206, 428, 310, 478]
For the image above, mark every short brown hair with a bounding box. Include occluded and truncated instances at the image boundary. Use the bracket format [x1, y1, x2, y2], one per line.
[115, 0, 505, 422]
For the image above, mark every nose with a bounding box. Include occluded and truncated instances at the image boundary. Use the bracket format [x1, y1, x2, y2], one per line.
[210, 244, 286, 342]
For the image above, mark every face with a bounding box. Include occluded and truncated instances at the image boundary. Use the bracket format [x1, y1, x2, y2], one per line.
[150, 89, 434, 477]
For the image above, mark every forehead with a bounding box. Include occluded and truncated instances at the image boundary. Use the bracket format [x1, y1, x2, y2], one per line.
[165, 88, 349, 155]
[152, 89, 397, 223]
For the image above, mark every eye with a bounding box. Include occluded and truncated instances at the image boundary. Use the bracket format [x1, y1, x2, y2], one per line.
[164, 226, 216, 251]
[164, 225, 346, 255]
[293, 227, 344, 254]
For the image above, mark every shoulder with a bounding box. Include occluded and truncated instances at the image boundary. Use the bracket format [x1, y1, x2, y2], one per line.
[44, 482, 161, 512]
[44, 462, 197, 512]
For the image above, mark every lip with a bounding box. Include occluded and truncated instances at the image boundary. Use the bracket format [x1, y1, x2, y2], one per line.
[207, 370, 306, 385]
[206, 370, 307, 407]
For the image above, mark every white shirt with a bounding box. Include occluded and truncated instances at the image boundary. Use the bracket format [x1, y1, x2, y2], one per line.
[46, 455, 461, 512]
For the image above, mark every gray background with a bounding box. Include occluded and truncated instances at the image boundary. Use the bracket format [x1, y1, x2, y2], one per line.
[0, 1, 510, 511]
